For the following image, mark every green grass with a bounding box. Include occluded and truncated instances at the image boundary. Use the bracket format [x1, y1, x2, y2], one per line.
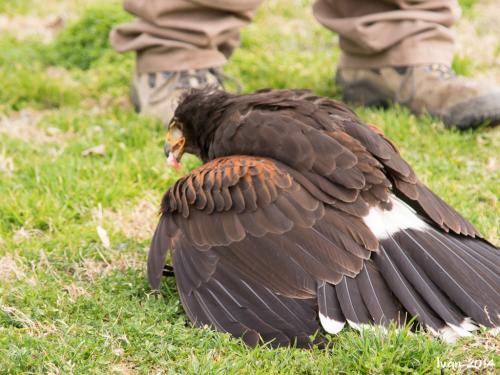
[452, 55, 474, 77]
[0, 0, 32, 15]
[0, 0, 499, 373]
[45, 6, 132, 70]
[459, 0, 480, 17]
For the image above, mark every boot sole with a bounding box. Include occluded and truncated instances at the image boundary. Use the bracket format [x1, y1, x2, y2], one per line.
[337, 72, 500, 131]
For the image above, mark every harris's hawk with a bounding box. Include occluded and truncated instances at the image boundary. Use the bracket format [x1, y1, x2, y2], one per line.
[148, 88, 499, 347]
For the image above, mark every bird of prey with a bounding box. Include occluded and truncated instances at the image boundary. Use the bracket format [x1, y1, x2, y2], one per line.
[148, 88, 499, 348]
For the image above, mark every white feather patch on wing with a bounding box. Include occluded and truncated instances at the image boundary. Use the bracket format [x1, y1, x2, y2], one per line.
[363, 195, 429, 240]
[319, 312, 345, 334]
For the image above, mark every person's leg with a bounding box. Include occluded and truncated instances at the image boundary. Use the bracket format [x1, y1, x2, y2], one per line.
[313, 0, 458, 69]
[313, 0, 500, 129]
[111, 0, 262, 123]
[111, 0, 262, 73]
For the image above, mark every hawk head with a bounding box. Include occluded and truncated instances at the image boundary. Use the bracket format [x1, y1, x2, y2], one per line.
[164, 88, 229, 168]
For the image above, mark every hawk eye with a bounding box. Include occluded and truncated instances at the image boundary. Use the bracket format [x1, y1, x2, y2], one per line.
[169, 118, 183, 131]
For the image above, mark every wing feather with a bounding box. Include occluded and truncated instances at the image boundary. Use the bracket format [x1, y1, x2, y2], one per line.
[150, 89, 498, 347]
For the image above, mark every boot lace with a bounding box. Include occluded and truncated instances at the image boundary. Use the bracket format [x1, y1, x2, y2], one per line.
[425, 63, 456, 80]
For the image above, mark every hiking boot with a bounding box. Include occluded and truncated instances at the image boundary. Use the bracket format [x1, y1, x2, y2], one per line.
[131, 68, 229, 125]
[336, 64, 500, 130]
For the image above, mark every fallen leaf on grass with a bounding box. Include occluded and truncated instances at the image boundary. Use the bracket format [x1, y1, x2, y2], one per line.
[82, 144, 105, 157]
[97, 225, 111, 249]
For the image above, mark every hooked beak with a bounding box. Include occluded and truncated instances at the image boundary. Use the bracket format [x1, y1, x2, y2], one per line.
[164, 122, 185, 170]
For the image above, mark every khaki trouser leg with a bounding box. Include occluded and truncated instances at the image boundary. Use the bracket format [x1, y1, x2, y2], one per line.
[110, 0, 262, 73]
[313, 0, 461, 68]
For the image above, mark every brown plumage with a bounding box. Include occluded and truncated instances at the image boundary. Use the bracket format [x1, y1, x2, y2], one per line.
[149, 88, 499, 347]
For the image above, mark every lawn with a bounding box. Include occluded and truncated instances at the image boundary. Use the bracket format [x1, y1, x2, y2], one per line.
[0, 0, 499, 373]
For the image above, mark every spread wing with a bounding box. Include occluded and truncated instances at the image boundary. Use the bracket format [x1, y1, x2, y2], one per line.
[150, 90, 499, 347]
[148, 156, 383, 347]
[149, 154, 500, 347]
